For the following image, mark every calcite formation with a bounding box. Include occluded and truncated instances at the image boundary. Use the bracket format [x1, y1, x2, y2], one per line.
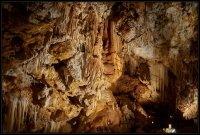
[2, 2, 198, 133]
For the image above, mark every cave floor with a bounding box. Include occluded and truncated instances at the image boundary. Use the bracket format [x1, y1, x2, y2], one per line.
[138, 103, 198, 133]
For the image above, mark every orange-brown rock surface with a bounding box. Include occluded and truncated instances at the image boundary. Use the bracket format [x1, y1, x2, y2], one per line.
[2, 2, 198, 133]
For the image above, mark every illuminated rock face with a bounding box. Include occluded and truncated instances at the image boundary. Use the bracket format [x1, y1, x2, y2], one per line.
[2, 2, 198, 133]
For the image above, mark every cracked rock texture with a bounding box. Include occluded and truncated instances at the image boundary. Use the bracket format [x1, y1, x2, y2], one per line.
[2, 2, 198, 133]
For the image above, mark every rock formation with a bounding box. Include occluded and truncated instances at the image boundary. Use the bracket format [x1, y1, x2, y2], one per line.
[2, 2, 198, 133]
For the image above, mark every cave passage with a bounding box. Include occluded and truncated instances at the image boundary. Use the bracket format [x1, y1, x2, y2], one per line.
[2, 1, 198, 133]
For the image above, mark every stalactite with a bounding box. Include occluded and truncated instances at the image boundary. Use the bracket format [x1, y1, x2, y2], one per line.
[2, 2, 198, 133]
[164, 65, 167, 102]
[44, 96, 51, 107]
[34, 105, 39, 128]
[50, 121, 61, 132]
[44, 121, 49, 132]
[7, 95, 18, 132]
[149, 61, 168, 102]
[159, 65, 163, 102]
[159, 64, 162, 101]
[5, 95, 29, 133]
[160, 63, 166, 102]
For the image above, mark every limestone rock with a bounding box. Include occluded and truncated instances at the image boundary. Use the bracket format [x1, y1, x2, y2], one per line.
[2, 1, 198, 133]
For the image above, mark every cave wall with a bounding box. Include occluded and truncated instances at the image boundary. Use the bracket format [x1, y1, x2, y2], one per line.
[2, 2, 198, 133]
